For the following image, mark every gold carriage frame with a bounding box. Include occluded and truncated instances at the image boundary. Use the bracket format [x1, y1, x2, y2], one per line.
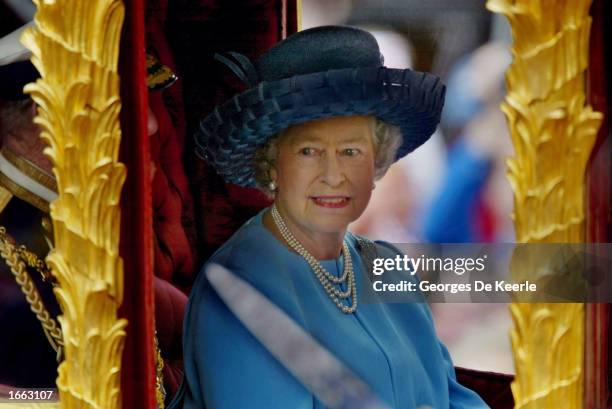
[8, 0, 607, 408]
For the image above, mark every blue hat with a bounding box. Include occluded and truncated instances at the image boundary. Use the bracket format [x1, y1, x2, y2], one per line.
[196, 25, 446, 187]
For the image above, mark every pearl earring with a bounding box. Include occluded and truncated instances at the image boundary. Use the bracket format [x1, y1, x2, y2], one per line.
[269, 181, 278, 191]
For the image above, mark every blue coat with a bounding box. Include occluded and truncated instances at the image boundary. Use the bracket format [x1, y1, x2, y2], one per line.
[173, 210, 489, 409]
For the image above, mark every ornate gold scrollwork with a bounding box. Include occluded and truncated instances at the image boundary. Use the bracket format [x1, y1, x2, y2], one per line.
[19, 0, 127, 407]
[486, 0, 603, 408]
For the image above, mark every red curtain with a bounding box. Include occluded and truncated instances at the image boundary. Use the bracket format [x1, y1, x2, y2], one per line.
[117, 1, 298, 407]
[118, 0, 157, 407]
[585, 0, 611, 407]
[166, 0, 296, 264]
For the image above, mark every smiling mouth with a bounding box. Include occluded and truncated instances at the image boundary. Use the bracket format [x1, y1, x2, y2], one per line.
[311, 196, 350, 208]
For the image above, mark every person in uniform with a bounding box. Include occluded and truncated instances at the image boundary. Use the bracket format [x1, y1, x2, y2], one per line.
[0, 23, 187, 401]
[0, 23, 61, 387]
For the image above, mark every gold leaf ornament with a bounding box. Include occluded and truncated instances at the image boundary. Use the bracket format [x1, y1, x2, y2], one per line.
[20, 0, 128, 407]
[486, 0, 603, 408]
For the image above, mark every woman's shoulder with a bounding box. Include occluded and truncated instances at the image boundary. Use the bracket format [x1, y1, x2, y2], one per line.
[346, 231, 404, 258]
[347, 232, 431, 311]
[193, 210, 299, 299]
[210, 213, 288, 270]
[209, 216, 268, 264]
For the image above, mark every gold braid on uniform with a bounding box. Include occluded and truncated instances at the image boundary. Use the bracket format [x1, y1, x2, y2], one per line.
[0, 226, 64, 360]
[154, 332, 167, 409]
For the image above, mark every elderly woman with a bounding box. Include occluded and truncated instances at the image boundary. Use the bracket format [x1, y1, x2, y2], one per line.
[172, 26, 488, 409]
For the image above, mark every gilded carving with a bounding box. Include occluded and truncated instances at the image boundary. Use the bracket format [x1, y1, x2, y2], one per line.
[19, 0, 127, 407]
[486, 0, 603, 408]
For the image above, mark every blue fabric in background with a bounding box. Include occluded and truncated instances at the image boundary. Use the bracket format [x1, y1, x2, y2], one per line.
[423, 140, 493, 243]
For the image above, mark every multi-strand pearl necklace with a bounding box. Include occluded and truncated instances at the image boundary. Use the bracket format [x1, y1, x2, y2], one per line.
[271, 205, 357, 314]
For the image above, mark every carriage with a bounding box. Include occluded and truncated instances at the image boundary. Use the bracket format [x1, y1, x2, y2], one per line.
[0, 0, 609, 408]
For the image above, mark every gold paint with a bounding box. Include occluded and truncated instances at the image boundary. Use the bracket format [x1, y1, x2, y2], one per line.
[146, 54, 178, 91]
[0, 186, 12, 212]
[155, 335, 166, 409]
[20, 0, 127, 407]
[1, 147, 58, 192]
[296, 0, 302, 31]
[0, 172, 50, 213]
[486, 0, 603, 408]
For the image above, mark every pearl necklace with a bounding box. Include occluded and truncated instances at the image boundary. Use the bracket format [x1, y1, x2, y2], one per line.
[271, 205, 357, 314]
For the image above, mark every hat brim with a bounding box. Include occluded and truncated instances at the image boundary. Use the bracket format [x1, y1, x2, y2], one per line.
[196, 66, 445, 187]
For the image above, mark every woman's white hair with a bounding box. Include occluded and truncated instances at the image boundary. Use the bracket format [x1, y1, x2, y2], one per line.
[253, 117, 402, 197]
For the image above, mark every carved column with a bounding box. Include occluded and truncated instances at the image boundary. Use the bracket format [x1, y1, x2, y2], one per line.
[486, 1, 603, 408]
[21, 0, 127, 408]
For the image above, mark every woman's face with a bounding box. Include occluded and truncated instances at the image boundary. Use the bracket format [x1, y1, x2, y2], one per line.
[272, 115, 376, 240]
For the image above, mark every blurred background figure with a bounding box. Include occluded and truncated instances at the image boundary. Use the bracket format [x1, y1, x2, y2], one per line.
[302, 0, 515, 374]
[423, 39, 514, 375]
[424, 41, 513, 244]
[349, 25, 446, 243]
